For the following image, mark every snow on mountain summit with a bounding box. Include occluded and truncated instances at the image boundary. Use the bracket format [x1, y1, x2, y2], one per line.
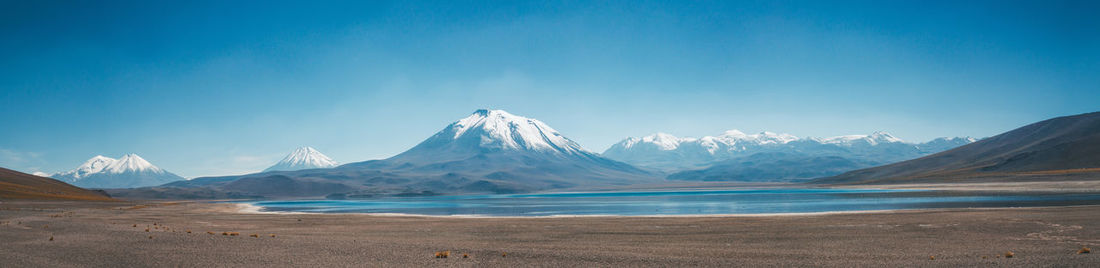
[106, 154, 164, 174]
[264, 146, 338, 172]
[820, 131, 904, 146]
[612, 130, 802, 152]
[51, 154, 183, 188]
[401, 109, 590, 156]
[57, 155, 117, 179]
[604, 129, 975, 171]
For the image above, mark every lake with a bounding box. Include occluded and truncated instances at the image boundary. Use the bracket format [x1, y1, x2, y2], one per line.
[247, 188, 1100, 216]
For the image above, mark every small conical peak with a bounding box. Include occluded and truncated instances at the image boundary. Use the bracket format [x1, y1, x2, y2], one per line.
[264, 146, 338, 172]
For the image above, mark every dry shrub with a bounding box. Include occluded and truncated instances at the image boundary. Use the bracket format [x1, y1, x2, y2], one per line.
[148, 236, 153, 239]
[269, 234, 276, 237]
[463, 253, 469, 258]
[502, 252, 507, 257]
[929, 255, 934, 260]
[186, 230, 192, 233]
[145, 228, 150, 232]
[222, 232, 228, 236]
[434, 251, 451, 258]
[249, 234, 259, 238]
[1004, 251, 1014, 258]
[229, 232, 240, 236]
[49, 236, 53, 241]
[132, 224, 137, 227]
[1079, 247, 1090, 254]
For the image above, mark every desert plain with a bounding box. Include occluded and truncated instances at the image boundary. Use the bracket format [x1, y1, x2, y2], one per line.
[1, 199, 1098, 267]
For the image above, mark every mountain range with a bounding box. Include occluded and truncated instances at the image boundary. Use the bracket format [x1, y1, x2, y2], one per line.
[125, 109, 653, 199]
[602, 130, 975, 181]
[18, 110, 1099, 200]
[603, 130, 976, 171]
[51, 154, 184, 189]
[814, 111, 1100, 184]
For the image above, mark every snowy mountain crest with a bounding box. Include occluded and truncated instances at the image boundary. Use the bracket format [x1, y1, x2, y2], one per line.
[51, 154, 182, 188]
[405, 109, 591, 156]
[264, 146, 339, 172]
[604, 129, 977, 171]
[106, 154, 164, 174]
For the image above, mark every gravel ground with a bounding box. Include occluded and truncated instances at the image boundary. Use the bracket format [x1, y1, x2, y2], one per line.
[1, 201, 1097, 267]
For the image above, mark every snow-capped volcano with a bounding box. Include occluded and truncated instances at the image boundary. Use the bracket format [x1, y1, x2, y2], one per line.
[341, 109, 656, 192]
[392, 109, 591, 160]
[51, 154, 183, 188]
[264, 147, 338, 172]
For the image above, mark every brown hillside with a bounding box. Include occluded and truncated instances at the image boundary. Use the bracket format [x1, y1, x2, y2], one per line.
[813, 111, 1100, 185]
[0, 167, 115, 201]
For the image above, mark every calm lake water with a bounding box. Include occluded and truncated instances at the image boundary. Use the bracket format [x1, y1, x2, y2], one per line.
[248, 188, 1100, 216]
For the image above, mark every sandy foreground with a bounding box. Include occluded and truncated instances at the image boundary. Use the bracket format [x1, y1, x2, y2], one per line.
[1, 201, 1098, 267]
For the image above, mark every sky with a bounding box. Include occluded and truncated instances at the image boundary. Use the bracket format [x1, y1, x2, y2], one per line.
[1, 0, 1098, 178]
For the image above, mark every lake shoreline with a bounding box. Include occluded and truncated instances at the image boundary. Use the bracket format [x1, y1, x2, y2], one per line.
[237, 187, 1100, 216]
[2, 200, 1098, 266]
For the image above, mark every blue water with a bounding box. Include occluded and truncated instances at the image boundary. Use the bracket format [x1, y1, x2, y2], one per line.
[247, 188, 1100, 216]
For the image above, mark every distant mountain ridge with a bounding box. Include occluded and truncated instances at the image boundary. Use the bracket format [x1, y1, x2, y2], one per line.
[51, 154, 184, 189]
[133, 109, 656, 199]
[814, 111, 1100, 184]
[603, 130, 976, 171]
[264, 147, 338, 172]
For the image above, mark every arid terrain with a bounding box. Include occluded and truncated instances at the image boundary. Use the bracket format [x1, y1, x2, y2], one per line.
[1, 200, 1097, 267]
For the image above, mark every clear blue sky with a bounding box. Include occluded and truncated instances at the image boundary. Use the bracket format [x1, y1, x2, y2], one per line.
[2, 0, 1097, 178]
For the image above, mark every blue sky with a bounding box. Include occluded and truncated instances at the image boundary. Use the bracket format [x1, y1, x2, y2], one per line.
[1, 0, 1097, 177]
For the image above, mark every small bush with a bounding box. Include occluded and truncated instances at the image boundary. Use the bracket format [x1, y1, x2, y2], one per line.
[269, 234, 276, 237]
[1079, 247, 1091, 254]
[463, 253, 469, 258]
[49, 236, 53, 241]
[250, 234, 259, 238]
[1004, 251, 1014, 258]
[434, 251, 451, 258]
